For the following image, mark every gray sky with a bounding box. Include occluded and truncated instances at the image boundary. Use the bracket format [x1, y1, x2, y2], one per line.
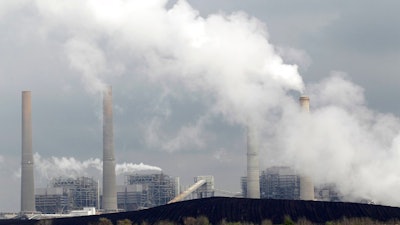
[1, 0, 400, 212]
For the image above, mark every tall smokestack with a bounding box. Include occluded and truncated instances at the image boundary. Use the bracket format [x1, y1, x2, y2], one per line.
[21, 91, 35, 213]
[299, 95, 314, 200]
[102, 86, 117, 211]
[246, 125, 260, 198]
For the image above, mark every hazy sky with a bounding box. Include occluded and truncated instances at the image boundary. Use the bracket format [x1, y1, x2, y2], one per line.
[1, 0, 400, 212]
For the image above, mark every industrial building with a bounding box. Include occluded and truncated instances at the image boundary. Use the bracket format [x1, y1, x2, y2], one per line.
[168, 175, 215, 204]
[117, 173, 179, 210]
[314, 183, 342, 202]
[35, 177, 98, 214]
[194, 176, 215, 199]
[260, 167, 300, 200]
[242, 166, 301, 200]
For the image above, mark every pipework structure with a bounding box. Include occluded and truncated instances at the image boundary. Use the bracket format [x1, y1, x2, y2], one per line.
[21, 91, 35, 213]
[35, 177, 98, 214]
[119, 173, 178, 210]
[102, 86, 117, 211]
[299, 96, 315, 200]
[246, 125, 260, 198]
[260, 166, 300, 200]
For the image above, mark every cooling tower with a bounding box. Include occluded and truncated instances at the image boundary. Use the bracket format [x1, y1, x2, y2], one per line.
[21, 91, 35, 213]
[299, 95, 315, 200]
[102, 86, 117, 211]
[246, 126, 260, 198]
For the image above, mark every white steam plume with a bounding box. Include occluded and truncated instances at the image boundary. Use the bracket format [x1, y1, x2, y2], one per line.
[4, 0, 400, 206]
[116, 162, 162, 175]
[265, 73, 400, 205]
[34, 153, 162, 182]
[33, 0, 304, 120]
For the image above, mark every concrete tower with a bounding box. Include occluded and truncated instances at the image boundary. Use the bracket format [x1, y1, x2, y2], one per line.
[246, 125, 260, 198]
[21, 91, 35, 213]
[299, 96, 314, 200]
[102, 86, 117, 211]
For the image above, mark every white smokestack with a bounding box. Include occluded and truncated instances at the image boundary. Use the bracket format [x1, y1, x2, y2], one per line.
[299, 95, 315, 200]
[246, 125, 260, 198]
[21, 91, 35, 213]
[102, 85, 117, 211]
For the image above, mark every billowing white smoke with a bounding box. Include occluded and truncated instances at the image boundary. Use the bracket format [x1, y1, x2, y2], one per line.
[32, 0, 304, 123]
[268, 72, 400, 205]
[34, 153, 162, 185]
[3, 0, 400, 206]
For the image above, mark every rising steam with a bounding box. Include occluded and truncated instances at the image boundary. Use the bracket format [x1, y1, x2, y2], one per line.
[34, 153, 162, 185]
[2, 0, 400, 207]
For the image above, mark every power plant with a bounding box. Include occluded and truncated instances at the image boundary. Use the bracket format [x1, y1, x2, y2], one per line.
[16, 89, 321, 216]
[298, 96, 315, 200]
[21, 91, 35, 213]
[246, 125, 260, 198]
[35, 177, 98, 214]
[102, 86, 118, 212]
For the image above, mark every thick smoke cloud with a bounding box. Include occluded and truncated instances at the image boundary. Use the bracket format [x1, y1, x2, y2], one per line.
[1, 0, 400, 209]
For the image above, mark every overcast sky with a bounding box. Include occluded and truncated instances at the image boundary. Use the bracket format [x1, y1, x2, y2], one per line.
[1, 0, 400, 212]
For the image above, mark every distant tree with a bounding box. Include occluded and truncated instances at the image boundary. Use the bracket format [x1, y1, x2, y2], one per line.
[154, 220, 176, 225]
[117, 219, 133, 225]
[89, 217, 114, 225]
[283, 216, 294, 225]
[296, 218, 313, 225]
[260, 219, 273, 225]
[183, 216, 211, 225]
[183, 217, 197, 225]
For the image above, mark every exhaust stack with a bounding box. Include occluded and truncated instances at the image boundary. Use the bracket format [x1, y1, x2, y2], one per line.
[21, 91, 35, 213]
[246, 125, 260, 198]
[102, 86, 117, 211]
[299, 96, 314, 200]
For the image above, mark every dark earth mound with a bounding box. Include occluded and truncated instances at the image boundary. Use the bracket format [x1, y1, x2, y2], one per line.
[3, 197, 400, 225]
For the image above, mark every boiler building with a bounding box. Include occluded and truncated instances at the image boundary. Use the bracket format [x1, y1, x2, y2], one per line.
[117, 173, 179, 210]
[242, 166, 301, 200]
[35, 177, 98, 214]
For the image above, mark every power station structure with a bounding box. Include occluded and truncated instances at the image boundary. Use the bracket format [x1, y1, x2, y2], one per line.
[242, 96, 315, 200]
[246, 125, 260, 198]
[35, 177, 98, 214]
[169, 175, 215, 204]
[260, 166, 300, 199]
[21, 91, 36, 213]
[298, 96, 315, 200]
[117, 173, 180, 210]
[17, 88, 318, 215]
[102, 85, 118, 212]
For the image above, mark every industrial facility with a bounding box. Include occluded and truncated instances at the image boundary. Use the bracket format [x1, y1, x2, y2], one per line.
[21, 91, 35, 213]
[35, 177, 98, 214]
[102, 86, 118, 212]
[242, 166, 301, 200]
[16, 90, 330, 217]
[117, 173, 179, 210]
[260, 166, 300, 200]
